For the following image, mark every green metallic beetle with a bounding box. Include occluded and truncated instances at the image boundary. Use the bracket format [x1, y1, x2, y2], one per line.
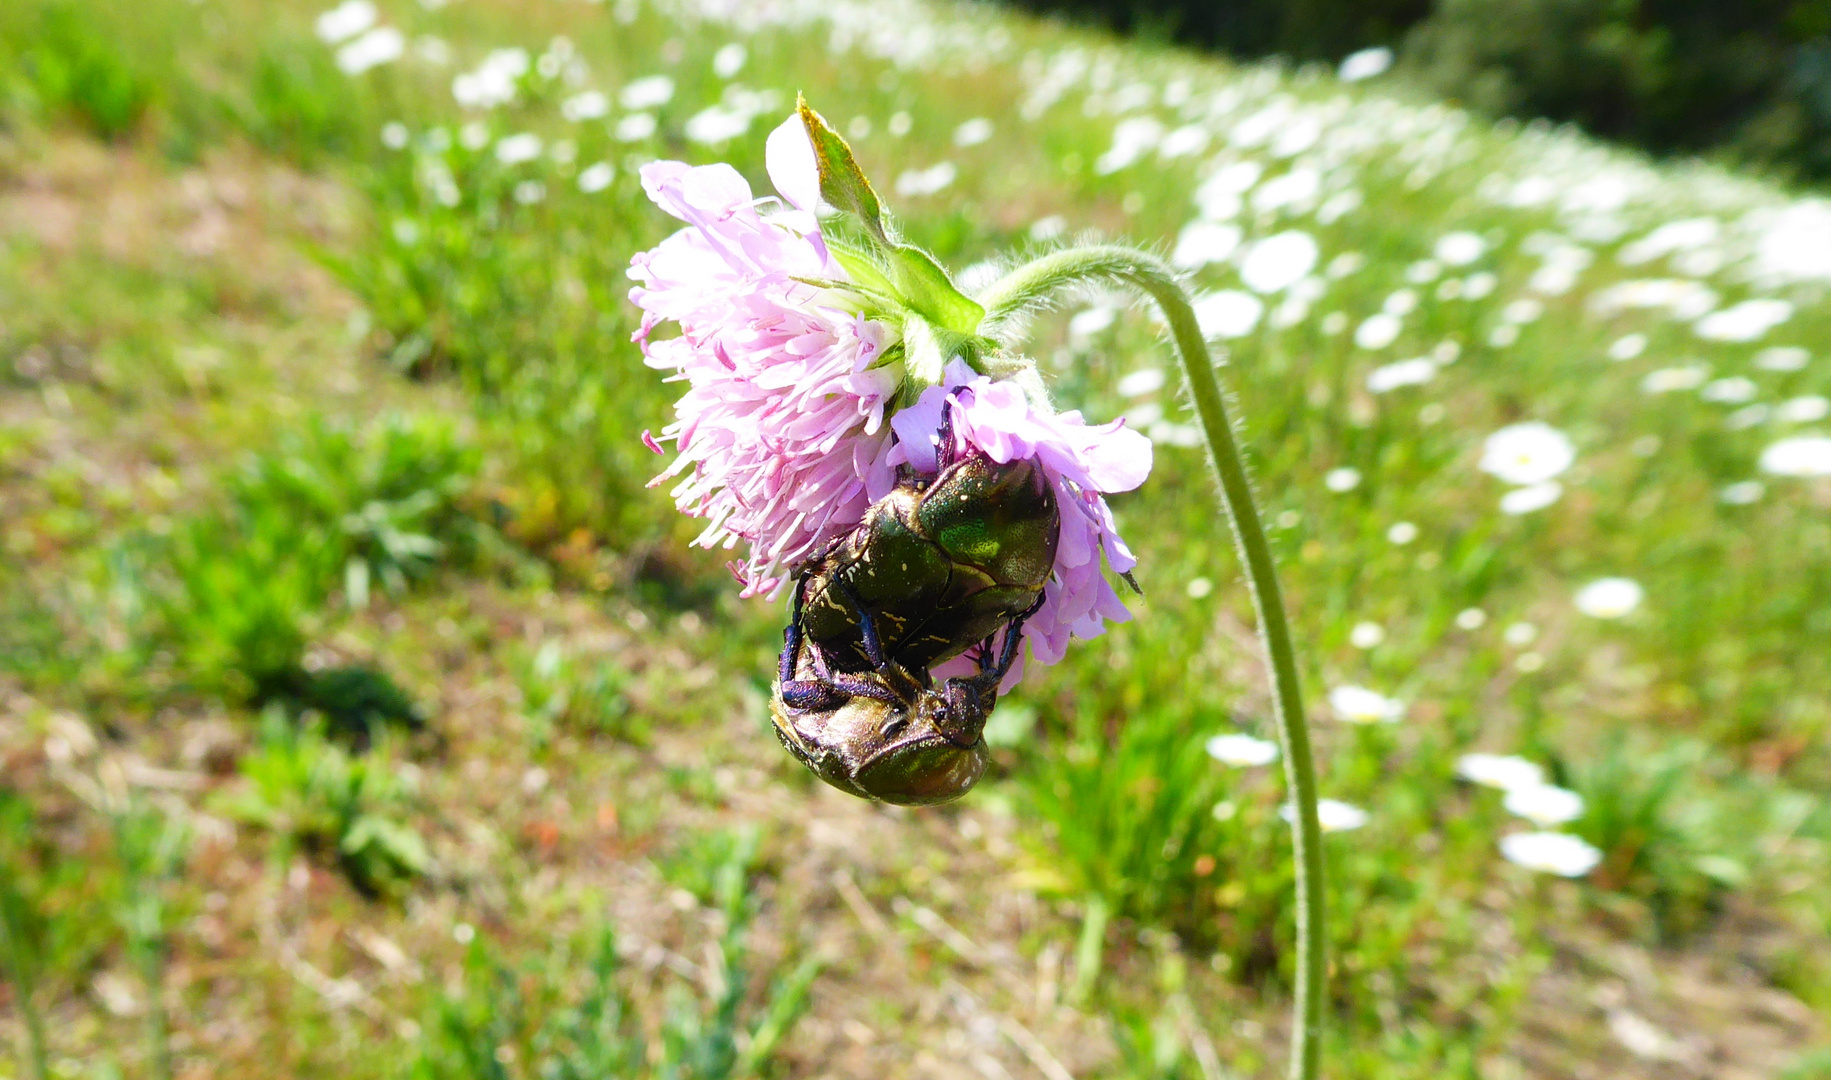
[797, 441, 1061, 675]
[771, 569, 1040, 805]
[769, 414, 1064, 804]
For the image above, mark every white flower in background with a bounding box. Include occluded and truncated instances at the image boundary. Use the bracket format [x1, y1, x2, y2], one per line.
[1618, 217, 1719, 265]
[1324, 466, 1361, 492]
[1367, 357, 1436, 393]
[1192, 290, 1263, 339]
[577, 162, 615, 193]
[1406, 259, 1443, 283]
[1318, 188, 1362, 223]
[1350, 621, 1385, 649]
[1282, 799, 1370, 832]
[1728, 404, 1772, 429]
[616, 113, 657, 141]
[1499, 482, 1562, 515]
[1575, 577, 1643, 618]
[1641, 364, 1709, 394]
[711, 42, 747, 78]
[1503, 622, 1538, 646]
[1500, 832, 1602, 877]
[1252, 168, 1321, 215]
[1116, 367, 1165, 397]
[1755, 346, 1809, 372]
[512, 180, 545, 205]
[1383, 289, 1419, 317]
[415, 35, 452, 65]
[685, 105, 754, 145]
[1186, 576, 1214, 598]
[1760, 436, 1831, 477]
[1337, 46, 1393, 82]
[1096, 116, 1166, 174]
[1158, 124, 1210, 159]
[1720, 481, 1765, 504]
[1387, 521, 1418, 544]
[561, 90, 610, 121]
[1207, 733, 1280, 767]
[1462, 272, 1498, 299]
[1504, 785, 1584, 827]
[1456, 753, 1544, 791]
[1030, 215, 1068, 242]
[1172, 221, 1242, 269]
[1455, 608, 1487, 629]
[1481, 423, 1574, 486]
[453, 48, 529, 109]
[316, 0, 376, 43]
[380, 122, 409, 149]
[1501, 298, 1544, 325]
[1749, 202, 1831, 285]
[895, 162, 957, 197]
[1701, 377, 1757, 404]
[1240, 231, 1320, 294]
[1355, 313, 1402, 350]
[336, 27, 404, 74]
[1329, 685, 1404, 724]
[494, 132, 542, 165]
[1694, 299, 1794, 342]
[1778, 396, 1830, 423]
[1608, 333, 1647, 361]
[1070, 305, 1118, 340]
[620, 74, 675, 110]
[953, 117, 994, 146]
[1194, 161, 1262, 220]
[1327, 252, 1366, 278]
[1591, 279, 1718, 320]
[1435, 231, 1486, 266]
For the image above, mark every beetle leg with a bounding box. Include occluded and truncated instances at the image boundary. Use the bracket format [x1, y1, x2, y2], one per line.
[779, 570, 814, 687]
[982, 594, 1046, 686]
[831, 577, 892, 674]
[935, 391, 961, 471]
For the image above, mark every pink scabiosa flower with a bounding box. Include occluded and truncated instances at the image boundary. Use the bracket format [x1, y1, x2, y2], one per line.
[629, 116, 904, 599]
[891, 360, 1151, 678]
[631, 100, 1151, 670]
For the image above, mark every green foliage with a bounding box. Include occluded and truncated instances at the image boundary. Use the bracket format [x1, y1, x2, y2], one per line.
[1565, 737, 1726, 936]
[512, 639, 643, 748]
[407, 834, 816, 1080]
[218, 710, 430, 897]
[1019, 707, 1235, 934]
[1406, 0, 1831, 178]
[0, 791, 88, 1080]
[4, 0, 160, 140]
[324, 100, 677, 553]
[120, 411, 478, 701]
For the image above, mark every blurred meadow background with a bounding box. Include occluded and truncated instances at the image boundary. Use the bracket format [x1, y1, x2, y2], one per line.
[2, 0, 1830, 1078]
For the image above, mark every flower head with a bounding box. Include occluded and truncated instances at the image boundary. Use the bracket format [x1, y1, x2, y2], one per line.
[629, 116, 903, 599]
[1207, 732, 1280, 766]
[1480, 422, 1575, 486]
[1574, 577, 1643, 618]
[1499, 831, 1602, 877]
[1455, 752, 1544, 792]
[1328, 684, 1404, 724]
[1503, 784, 1584, 827]
[632, 106, 1153, 674]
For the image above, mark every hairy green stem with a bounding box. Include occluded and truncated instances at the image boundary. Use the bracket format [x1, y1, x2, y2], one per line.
[981, 247, 1326, 1080]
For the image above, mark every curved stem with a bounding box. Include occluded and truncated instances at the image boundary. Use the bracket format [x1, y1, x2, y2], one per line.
[981, 247, 1326, 1080]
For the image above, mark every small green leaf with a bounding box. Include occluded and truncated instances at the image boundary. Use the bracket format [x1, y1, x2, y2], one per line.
[797, 96, 889, 246]
[889, 243, 985, 335]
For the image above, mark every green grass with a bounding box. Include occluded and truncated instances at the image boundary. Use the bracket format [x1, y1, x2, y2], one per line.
[1, 0, 1828, 1077]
